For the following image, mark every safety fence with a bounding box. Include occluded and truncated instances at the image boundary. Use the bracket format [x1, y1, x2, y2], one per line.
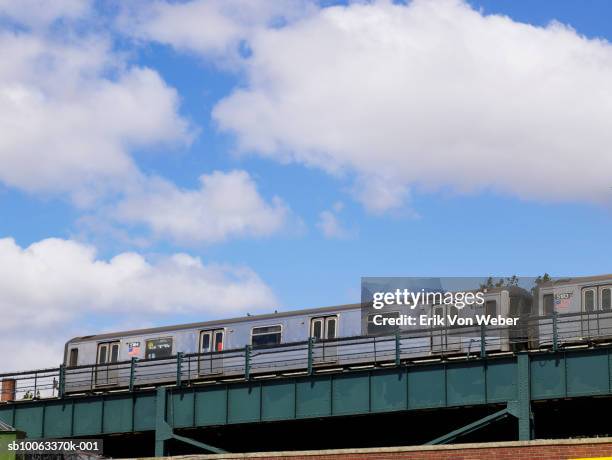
[2, 310, 612, 402]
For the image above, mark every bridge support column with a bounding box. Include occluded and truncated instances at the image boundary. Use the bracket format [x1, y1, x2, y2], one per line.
[155, 387, 171, 456]
[516, 353, 533, 440]
[155, 387, 227, 456]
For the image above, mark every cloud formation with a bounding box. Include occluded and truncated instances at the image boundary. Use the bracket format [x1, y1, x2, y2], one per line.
[213, 0, 612, 212]
[119, 0, 314, 63]
[0, 23, 192, 204]
[113, 170, 291, 244]
[317, 202, 351, 239]
[0, 0, 91, 29]
[0, 237, 277, 369]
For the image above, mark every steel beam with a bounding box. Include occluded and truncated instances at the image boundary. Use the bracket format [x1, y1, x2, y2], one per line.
[171, 433, 227, 454]
[426, 407, 511, 445]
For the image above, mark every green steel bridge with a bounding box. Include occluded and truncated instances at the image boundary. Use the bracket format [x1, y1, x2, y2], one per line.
[2, 312, 612, 456]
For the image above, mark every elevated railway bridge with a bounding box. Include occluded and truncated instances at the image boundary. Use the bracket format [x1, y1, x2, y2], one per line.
[2, 312, 612, 457]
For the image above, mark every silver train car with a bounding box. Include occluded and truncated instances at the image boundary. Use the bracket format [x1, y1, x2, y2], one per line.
[64, 304, 362, 392]
[62, 285, 537, 393]
[534, 275, 612, 346]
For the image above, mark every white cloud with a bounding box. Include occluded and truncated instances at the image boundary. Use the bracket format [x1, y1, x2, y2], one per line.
[317, 210, 347, 238]
[353, 176, 411, 215]
[112, 170, 291, 244]
[0, 28, 192, 204]
[119, 0, 314, 63]
[0, 0, 91, 29]
[316, 201, 352, 238]
[0, 237, 277, 370]
[213, 0, 612, 212]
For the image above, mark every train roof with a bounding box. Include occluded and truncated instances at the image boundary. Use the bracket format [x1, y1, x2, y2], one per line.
[476, 285, 531, 295]
[67, 283, 536, 344]
[68, 302, 362, 343]
[538, 274, 612, 288]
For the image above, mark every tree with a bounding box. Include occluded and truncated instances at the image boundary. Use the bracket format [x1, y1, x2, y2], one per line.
[532, 273, 552, 294]
[480, 275, 519, 289]
[534, 273, 551, 286]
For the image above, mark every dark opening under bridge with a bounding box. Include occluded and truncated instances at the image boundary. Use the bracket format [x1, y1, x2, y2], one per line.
[3, 314, 612, 456]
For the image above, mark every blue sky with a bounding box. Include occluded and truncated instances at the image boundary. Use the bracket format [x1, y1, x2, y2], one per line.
[0, 0, 611, 368]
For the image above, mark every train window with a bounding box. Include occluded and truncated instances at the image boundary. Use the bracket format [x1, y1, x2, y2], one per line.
[145, 337, 173, 359]
[251, 325, 282, 347]
[584, 289, 596, 312]
[521, 298, 533, 315]
[509, 296, 520, 316]
[543, 294, 554, 315]
[214, 331, 224, 351]
[602, 288, 611, 311]
[68, 348, 78, 367]
[311, 319, 323, 339]
[97, 344, 107, 365]
[201, 332, 211, 352]
[326, 317, 337, 339]
[485, 300, 497, 316]
[110, 343, 119, 362]
[448, 305, 459, 317]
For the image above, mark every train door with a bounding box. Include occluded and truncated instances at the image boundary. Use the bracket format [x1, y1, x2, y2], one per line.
[508, 293, 533, 351]
[95, 341, 119, 386]
[311, 316, 338, 363]
[581, 288, 599, 338]
[430, 305, 462, 354]
[601, 286, 612, 312]
[199, 329, 224, 375]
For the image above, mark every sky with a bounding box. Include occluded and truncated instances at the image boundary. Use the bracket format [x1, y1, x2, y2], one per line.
[0, 0, 611, 370]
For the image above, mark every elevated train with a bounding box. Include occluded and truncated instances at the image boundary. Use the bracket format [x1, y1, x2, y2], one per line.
[62, 275, 612, 393]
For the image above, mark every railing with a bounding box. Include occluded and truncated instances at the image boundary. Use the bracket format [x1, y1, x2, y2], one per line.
[3, 310, 612, 402]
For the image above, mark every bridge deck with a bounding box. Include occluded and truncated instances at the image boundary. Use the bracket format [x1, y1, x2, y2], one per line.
[1, 347, 612, 443]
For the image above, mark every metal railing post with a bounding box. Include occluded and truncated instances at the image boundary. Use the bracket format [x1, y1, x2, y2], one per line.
[395, 332, 401, 366]
[480, 323, 487, 358]
[307, 337, 314, 375]
[244, 345, 251, 380]
[187, 354, 191, 386]
[129, 357, 137, 392]
[58, 365, 66, 399]
[176, 352, 184, 386]
[552, 311, 558, 352]
[374, 336, 377, 363]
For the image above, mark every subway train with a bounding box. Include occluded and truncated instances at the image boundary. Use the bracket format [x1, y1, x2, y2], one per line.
[62, 275, 612, 393]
